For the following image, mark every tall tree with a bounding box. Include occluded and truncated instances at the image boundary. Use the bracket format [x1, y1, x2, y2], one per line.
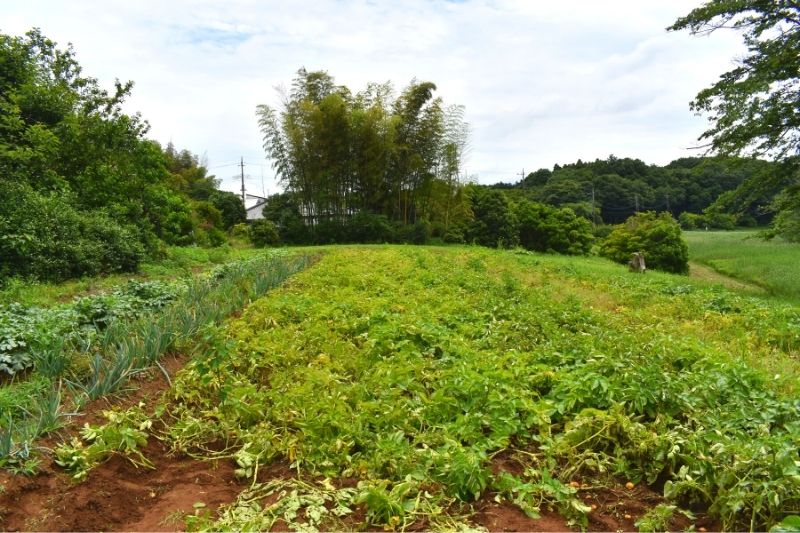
[669, 1, 800, 238]
[256, 70, 468, 230]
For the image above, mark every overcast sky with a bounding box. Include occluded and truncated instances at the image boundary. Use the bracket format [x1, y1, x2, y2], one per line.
[3, 0, 744, 195]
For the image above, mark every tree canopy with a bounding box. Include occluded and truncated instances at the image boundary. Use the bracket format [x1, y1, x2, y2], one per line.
[669, 1, 800, 159]
[257, 69, 470, 231]
[669, 1, 800, 239]
[497, 154, 775, 225]
[0, 29, 238, 281]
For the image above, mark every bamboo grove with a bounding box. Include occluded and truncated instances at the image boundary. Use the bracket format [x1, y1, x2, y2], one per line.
[257, 69, 471, 229]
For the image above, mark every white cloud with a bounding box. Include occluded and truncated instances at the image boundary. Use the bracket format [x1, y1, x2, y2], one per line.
[2, 0, 745, 191]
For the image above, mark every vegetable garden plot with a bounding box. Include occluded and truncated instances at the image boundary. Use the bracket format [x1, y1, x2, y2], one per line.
[159, 246, 800, 531]
[0, 250, 313, 472]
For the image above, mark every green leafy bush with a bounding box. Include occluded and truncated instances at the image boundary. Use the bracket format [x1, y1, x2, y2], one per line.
[230, 223, 250, 239]
[347, 212, 396, 243]
[398, 219, 431, 245]
[600, 211, 689, 273]
[209, 190, 246, 230]
[678, 211, 737, 230]
[443, 226, 466, 244]
[0, 181, 146, 281]
[249, 219, 281, 247]
[772, 185, 800, 243]
[514, 200, 594, 255]
[465, 187, 518, 248]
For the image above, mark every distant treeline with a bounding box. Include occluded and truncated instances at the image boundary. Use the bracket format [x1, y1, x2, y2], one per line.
[0, 30, 245, 282]
[2, 29, 784, 284]
[490, 155, 783, 226]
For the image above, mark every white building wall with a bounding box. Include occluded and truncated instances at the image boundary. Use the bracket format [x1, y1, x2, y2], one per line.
[246, 202, 266, 220]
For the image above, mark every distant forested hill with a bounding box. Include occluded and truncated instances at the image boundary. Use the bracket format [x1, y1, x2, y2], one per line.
[491, 155, 781, 225]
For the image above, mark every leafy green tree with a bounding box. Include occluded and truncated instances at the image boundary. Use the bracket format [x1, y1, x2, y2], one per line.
[209, 190, 246, 229]
[465, 186, 518, 248]
[521, 168, 551, 187]
[600, 212, 689, 274]
[249, 219, 281, 247]
[670, 1, 800, 239]
[669, 2, 800, 158]
[256, 69, 467, 231]
[259, 192, 310, 244]
[0, 181, 145, 280]
[164, 143, 219, 201]
[514, 200, 594, 255]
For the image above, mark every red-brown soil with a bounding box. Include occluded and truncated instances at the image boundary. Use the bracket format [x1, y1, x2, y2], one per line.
[0, 354, 251, 532]
[0, 354, 714, 532]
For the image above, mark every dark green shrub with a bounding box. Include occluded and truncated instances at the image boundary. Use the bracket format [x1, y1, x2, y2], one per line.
[0, 181, 145, 281]
[430, 221, 447, 239]
[193, 201, 223, 230]
[82, 211, 146, 273]
[230, 223, 250, 238]
[209, 191, 246, 229]
[678, 212, 700, 230]
[443, 226, 466, 244]
[679, 211, 736, 230]
[313, 219, 347, 244]
[399, 219, 431, 245]
[144, 186, 195, 246]
[465, 187, 518, 248]
[737, 213, 758, 227]
[701, 211, 736, 230]
[347, 212, 396, 243]
[600, 212, 689, 274]
[514, 200, 593, 255]
[259, 193, 310, 244]
[249, 219, 281, 247]
[196, 227, 227, 247]
[592, 223, 614, 240]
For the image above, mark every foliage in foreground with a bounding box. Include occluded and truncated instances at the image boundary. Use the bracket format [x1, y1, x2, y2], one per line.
[0, 279, 182, 376]
[600, 212, 689, 273]
[164, 246, 799, 531]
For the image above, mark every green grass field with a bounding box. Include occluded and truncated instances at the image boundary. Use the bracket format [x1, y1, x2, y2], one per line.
[685, 229, 800, 302]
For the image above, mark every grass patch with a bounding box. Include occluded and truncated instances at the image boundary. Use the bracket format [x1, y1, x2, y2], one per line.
[685, 230, 800, 302]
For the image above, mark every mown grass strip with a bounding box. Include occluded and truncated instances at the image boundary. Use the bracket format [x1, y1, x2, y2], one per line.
[685, 229, 800, 302]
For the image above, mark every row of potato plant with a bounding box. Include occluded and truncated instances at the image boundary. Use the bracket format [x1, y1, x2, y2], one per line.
[161, 246, 799, 531]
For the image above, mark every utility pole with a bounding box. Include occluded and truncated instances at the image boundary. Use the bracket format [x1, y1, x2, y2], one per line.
[240, 157, 246, 205]
[261, 166, 266, 197]
[635, 193, 640, 213]
[518, 168, 525, 187]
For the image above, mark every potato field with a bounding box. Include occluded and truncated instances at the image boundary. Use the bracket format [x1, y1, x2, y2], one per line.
[1, 246, 799, 531]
